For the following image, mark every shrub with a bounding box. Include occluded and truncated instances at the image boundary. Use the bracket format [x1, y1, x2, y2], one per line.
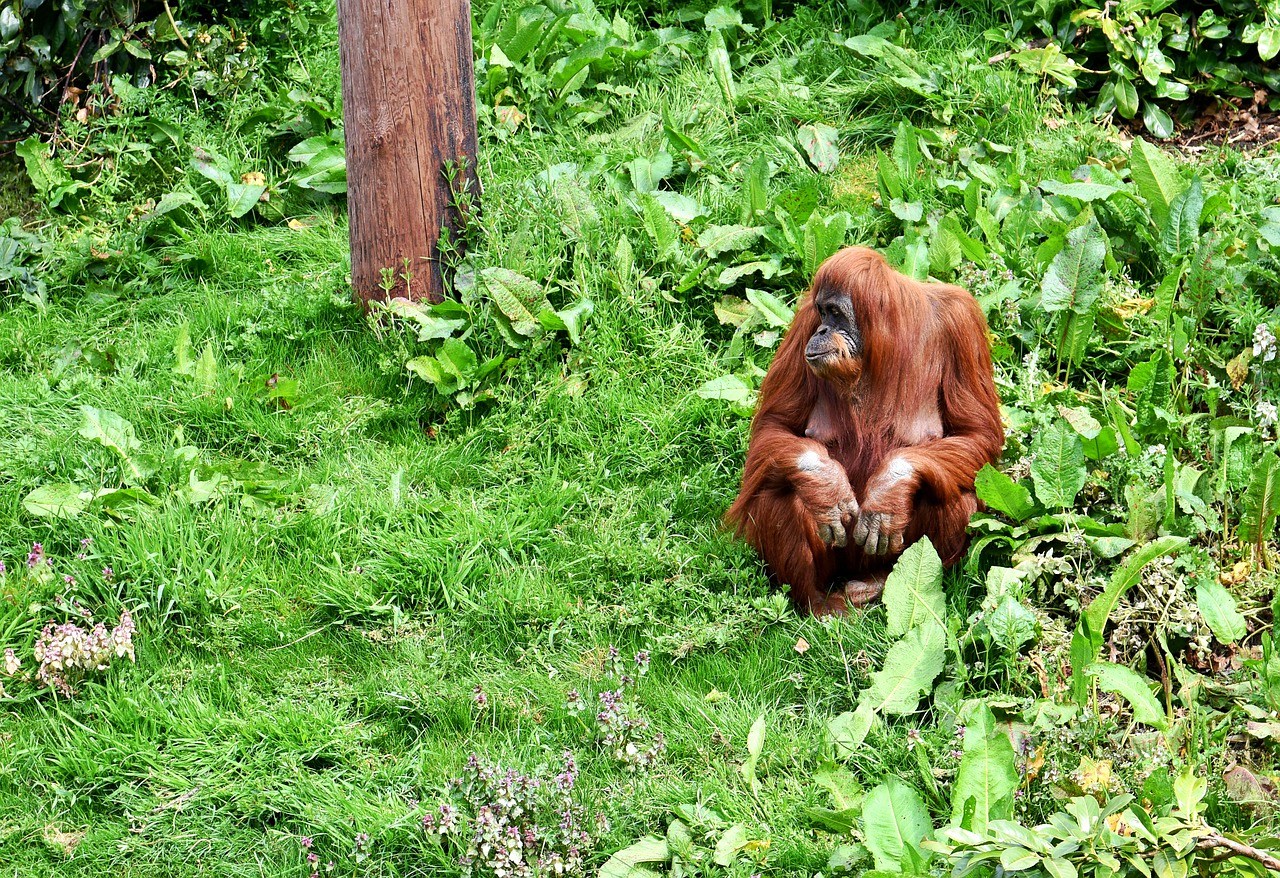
[0, 0, 260, 136]
[998, 0, 1280, 137]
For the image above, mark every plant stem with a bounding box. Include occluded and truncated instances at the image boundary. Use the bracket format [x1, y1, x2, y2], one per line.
[1199, 833, 1280, 873]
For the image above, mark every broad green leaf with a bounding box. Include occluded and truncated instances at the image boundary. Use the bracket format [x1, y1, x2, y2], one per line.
[876, 150, 903, 201]
[718, 260, 779, 286]
[828, 844, 869, 873]
[648, 191, 704, 224]
[80, 406, 141, 458]
[745, 287, 793, 328]
[437, 338, 478, 384]
[1240, 451, 1280, 561]
[1129, 137, 1185, 227]
[23, 484, 89, 519]
[1057, 405, 1101, 439]
[140, 191, 199, 223]
[1059, 310, 1094, 366]
[829, 702, 877, 758]
[174, 322, 194, 376]
[951, 702, 1018, 832]
[1114, 76, 1139, 118]
[1087, 662, 1168, 729]
[1196, 581, 1246, 644]
[803, 211, 848, 276]
[862, 777, 933, 873]
[928, 225, 962, 279]
[1087, 535, 1135, 558]
[1150, 264, 1185, 326]
[191, 146, 234, 186]
[1133, 349, 1175, 438]
[550, 177, 599, 237]
[292, 145, 347, 193]
[987, 596, 1038, 652]
[713, 823, 747, 867]
[1160, 177, 1203, 257]
[741, 714, 765, 791]
[697, 224, 764, 258]
[889, 199, 923, 223]
[554, 298, 593, 345]
[194, 341, 218, 392]
[405, 355, 445, 386]
[694, 374, 754, 404]
[743, 153, 770, 219]
[862, 622, 946, 715]
[226, 182, 265, 218]
[707, 29, 735, 105]
[1142, 101, 1174, 139]
[797, 123, 841, 174]
[1173, 766, 1207, 819]
[639, 196, 677, 257]
[481, 267, 547, 336]
[1260, 27, 1280, 61]
[815, 765, 864, 811]
[892, 122, 921, 178]
[1001, 849, 1041, 871]
[974, 464, 1037, 521]
[599, 836, 668, 878]
[1030, 421, 1086, 508]
[883, 538, 946, 637]
[1083, 536, 1188, 639]
[15, 137, 67, 194]
[286, 135, 332, 164]
[747, 714, 765, 759]
[627, 152, 673, 194]
[96, 486, 161, 518]
[381, 298, 467, 342]
[1040, 218, 1105, 315]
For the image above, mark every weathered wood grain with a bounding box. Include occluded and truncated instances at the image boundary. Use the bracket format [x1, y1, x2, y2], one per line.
[337, 0, 478, 304]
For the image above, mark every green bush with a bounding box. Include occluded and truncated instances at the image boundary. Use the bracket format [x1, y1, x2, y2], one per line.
[997, 0, 1280, 137]
[0, 0, 268, 136]
[0, 0, 167, 129]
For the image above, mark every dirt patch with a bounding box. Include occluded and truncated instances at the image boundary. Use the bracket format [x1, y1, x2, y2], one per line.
[1173, 89, 1280, 153]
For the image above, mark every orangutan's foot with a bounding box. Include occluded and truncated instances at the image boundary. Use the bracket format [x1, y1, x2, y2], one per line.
[843, 571, 889, 607]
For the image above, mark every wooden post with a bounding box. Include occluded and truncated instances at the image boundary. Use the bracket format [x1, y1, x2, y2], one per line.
[337, 0, 478, 305]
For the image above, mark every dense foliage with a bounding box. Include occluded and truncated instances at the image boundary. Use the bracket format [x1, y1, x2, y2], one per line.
[996, 0, 1280, 137]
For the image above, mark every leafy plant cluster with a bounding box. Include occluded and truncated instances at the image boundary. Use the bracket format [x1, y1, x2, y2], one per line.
[21, 342, 325, 525]
[601, 539, 1280, 877]
[474, 0, 781, 132]
[994, 0, 1280, 137]
[0, 0, 264, 135]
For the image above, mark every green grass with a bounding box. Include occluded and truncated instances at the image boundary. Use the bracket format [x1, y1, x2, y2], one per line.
[1, 1, 1277, 876]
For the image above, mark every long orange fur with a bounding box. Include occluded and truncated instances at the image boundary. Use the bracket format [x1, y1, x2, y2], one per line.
[726, 247, 1004, 615]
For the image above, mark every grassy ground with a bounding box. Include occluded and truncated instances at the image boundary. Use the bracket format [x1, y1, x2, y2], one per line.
[1, 2, 1277, 876]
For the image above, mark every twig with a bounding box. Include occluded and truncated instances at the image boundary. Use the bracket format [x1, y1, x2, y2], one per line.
[48, 31, 94, 155]
[162, 0, 190, 49]
[1199, 833, 1280, 873]
[0, 92, 51, 132]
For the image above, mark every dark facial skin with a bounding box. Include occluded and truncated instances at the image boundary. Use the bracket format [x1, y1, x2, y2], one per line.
[804, 289, 863, 383]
